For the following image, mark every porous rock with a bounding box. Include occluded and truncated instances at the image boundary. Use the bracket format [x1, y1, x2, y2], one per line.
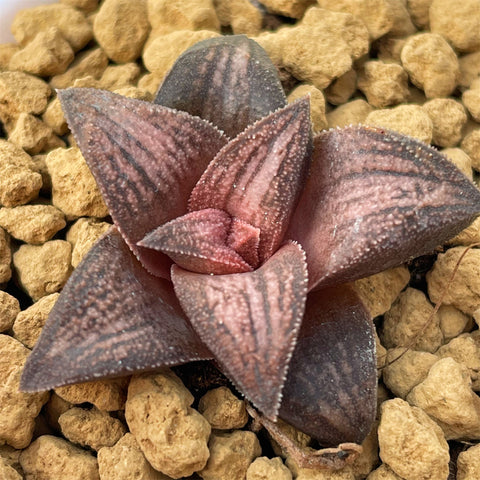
[99, 63, 141, 90]
[407, 357, 480, 439]
[442, 148, 473, 181]
[287, 456, 355, 479]
[13, 293, 59, 349]
[246, 456, 292, 480]
[0, 228, 11, 284]
[60, 0, 99, 13]
[287, 84, 327, 132]
[462, 79, 480, 122]
[214, 0, 262, 35]
[382, 348, 438, 398]
[94, 0, 150, 63]
[0, 335, 50, 449]
[0, 44, 20, 70]
[198, 386, 248, 430]
[378, 398, 449, 480]
[0, 457, 22, 480]
[259, 0, 315, 19]
[422, 98, 467, 147]
[59, 406, 126, 451]
[42, 97, 68, 136]
[365, 105, 433, 143]
[427, 247, 480, 315]
[13, 240, 72, 301]
[457, 443, 480, 480]
[0, 205, 65, 245]
[324, 69, 357, 106]
[199, 430, 261, 480]
[125, 370, 211, 478]
[326, 99, 373, 129]
[459, 51, 480, 89]
[19, 435, 99, 480]
[401, 32, 459, 98]
[46, 147, 108, 219]
[437, 305, 472, 341]
[406, 0, 432, 29]
[381, 287, 443, 352]
[461, 129, 480, 170]
[97, 433, 169, 480]
[0, 291, 20, 333]
[366, 464, 404, 479]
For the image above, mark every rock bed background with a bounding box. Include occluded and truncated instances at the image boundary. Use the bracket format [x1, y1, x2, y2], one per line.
[0, 0, 480, 478]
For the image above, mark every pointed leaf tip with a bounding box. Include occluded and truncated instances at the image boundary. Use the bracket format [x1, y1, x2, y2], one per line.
[171, 241, 308, 419]
[288, 125, 480, 290]
[189, 98, 313, 264]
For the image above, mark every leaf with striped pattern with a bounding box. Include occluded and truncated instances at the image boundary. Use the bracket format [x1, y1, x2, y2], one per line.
[58, 88, 228, 279]
[21, 228, 212, 392]
[155, 35, 287, 138]
[287, 125, 480, 291]
[171, 241, 308, 420]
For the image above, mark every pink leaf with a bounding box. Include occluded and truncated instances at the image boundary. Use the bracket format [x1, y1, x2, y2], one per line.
[189, 98, 312, 264]
[280, 284, 376, 446]
[288, 126, 480, 290]
[139, 208, 253, 275]
[21, 228, 212, 392]
[171, 242, 308, 419]
[155, 35, 287, 138]
[58, 88, 228, 279]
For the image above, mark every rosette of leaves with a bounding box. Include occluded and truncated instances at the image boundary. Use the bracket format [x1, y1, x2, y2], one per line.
[21, 36, 480, 468]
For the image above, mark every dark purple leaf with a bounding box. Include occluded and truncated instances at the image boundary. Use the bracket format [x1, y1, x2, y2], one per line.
[155, 35, 287, 138]
[189, 98, 312, 264]
[288, 126, 480, 290]
[280, 284, 376, 446]
[58, 88, 228, 279]
[21, 228, 212, 392]
[171, 242, 308, 419]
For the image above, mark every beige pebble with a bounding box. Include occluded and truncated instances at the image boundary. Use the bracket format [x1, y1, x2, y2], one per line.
[381, 287, 443, 353]
[422, 98, 467, 147]
[429, 0, 480, 53]
[200, 430, 261, 480]
[326, 98, 373, 128]
[442, 148, 473, 181]
[378, 398, 449, 480]
[259, 0, 314, 18]
[436, 334, 480, 390]
[137, 73, 163, 96]
[324, 69, 357, 106]
[55, 378, 128, 411]
[406, 0, 432, 29]
[246, 456, 292, 480]
[67, 218, 111, 267]
[0, 457, 22, 480]
[353, 266, 410, 319]
[9, 113, 65, 155]
[113, 86, 153, 102]
[98, 433, 169, 480]
[461, 129, 480, 171]
[94, 0, 150, 63]
[46, 147, 108, 219]
[0, 445, 23, 477]
[287, 456, 355, 479]
[287, 84, 327, 132]
[44, 392, 73, 432]
[427, 247, 480, 315]
[148, 0, 220, 31]
[0, 291, 19, 332]
[457, 443, 480, 480]
[0, 44, 20, 69]
[383, 348, 438, 398]
[143, 30, 220, 79]
[352, 426, 380, 480]
[42, 97, 68, 136]
[31, 154, 52, 196]
[0, 335, 50, 448]
[376, 333, 387, 373]
[407, 357, 480, 440]
[214, 0, 262, 35]
[12, 4, 92, 52]
[358, 61, 409, 108]
[13, 240, 72, 301]
[198, 386, 248, 430]
[13, 293, 59, 349]
[99, 63, 141, 90]
[0, 204, 65, 244]
[317, 0, 394, 40]
[438, 305, 472, 340]
[0, 71, 51, 129]
[448, 216, 480, 247]
[256, 7, 369, 90]
[459, 51, 480, 89]
[0, 228, 12, 284]
[401, 32, 459, 98]
[365, 104, 433, 143]
[462, 86, 480, 123]
[50, 47, 109, 90]
[59, 406, 127, 451]
[9, 27, 74, 77]
[19, 435, 99, 480]
[388, 0, 418, 37]
[366, 463, 405, 479]
[376, 37, 407, 64]
[125, 370, 211, 478]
